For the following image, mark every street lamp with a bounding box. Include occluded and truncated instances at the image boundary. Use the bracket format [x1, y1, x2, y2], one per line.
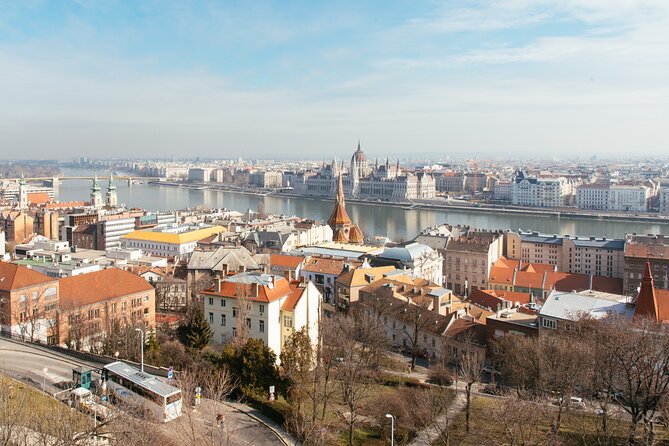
[42, 367, 48, 393]
[385, 413, 395, 446]
[135, 328, 144, 372]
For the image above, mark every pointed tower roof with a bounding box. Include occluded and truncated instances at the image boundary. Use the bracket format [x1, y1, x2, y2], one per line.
[108, 172, 116, 191]
[635, 262, 659, 322]
[19, 173, 26, 186]
[328, 174, 352, 229]
[92, 172, 100, 192]
[349, 224, 364, 245]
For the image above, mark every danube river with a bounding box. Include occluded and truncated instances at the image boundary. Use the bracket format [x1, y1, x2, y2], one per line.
[55, 169, 669, 242]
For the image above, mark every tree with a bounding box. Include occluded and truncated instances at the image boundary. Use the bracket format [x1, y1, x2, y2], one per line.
[173, 364, 237, 446]
[457, 343, 482, 433]
[184, 306, 213, 352]
[212, 338, 279, 398]
[280, 328, 313, 408]
[588, 316, 669, 445]
[326, 312, 388, 446]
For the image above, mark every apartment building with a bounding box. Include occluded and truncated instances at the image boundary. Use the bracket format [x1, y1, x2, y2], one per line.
[0, 211, 34, 245]
[301, 256, 359, 305]
[511, 171, 568, 208]
[624, 234, 669, 293]
[577, 182, 654, 212]
[0, 262, 60, 343]
[202, 272, 320, 358]
[505, 231, 625, 278]
[660, 187, 669, 215]
[334, 265, 396, 311]
[443, 230, 504, 296]
[57, 268, 156, 348]
[121, 224, 226, 260]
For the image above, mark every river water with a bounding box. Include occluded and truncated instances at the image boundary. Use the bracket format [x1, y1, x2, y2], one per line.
[55, 168, 669, 242]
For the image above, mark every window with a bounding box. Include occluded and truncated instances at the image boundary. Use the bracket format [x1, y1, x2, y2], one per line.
[232, 327, 237, 337]
[542, 317, 557, 330]
[220, 299, 226, 307]
[283, 315, 293, 328]
[259, 320, 265, 333]
[232, 307, 237, 317]
[208, 298, 214, 306]
[259, 304, 265, 314]
[209, 312, 214, 324]
[245, 318, 251, 329]
[221, 314, 226, 326]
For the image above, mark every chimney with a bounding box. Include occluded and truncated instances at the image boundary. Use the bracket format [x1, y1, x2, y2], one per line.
[512, 268, 517, 287]
[588, 274, 593, 291]
[496, 303, 501, 318]
[215, 278, 222, 293]
[518, 259, 523, 271]
[252, 282, 259, 297]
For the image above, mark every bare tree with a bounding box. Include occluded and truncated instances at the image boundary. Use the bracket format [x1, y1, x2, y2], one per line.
[327, 311, 388, 446]
[457, 341, 482, 434]
[483, 395, 551, 446]
[404, 386, 456, 446]
[173, 364, 238, 446]
[588, 316, 669, 445]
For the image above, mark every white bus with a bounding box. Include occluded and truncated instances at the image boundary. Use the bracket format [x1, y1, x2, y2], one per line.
[103, 361, 182, 422]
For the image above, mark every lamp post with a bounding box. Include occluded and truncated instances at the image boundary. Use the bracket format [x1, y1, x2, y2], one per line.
[385, 413, 395, 446]
[42, 367, 48, 393]
[135, 328, 144, 372]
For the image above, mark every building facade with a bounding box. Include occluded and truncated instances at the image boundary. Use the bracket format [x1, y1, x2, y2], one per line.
[202, 272, 320, 358]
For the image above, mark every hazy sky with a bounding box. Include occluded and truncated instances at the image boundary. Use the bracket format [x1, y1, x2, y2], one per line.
[1, 0, 668, 160]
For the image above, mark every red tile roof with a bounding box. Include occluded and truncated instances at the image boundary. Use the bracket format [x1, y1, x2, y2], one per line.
[281, 282, 306, 311]
[202, 276, 292, 303]
[270, 254, 304, 269]
[0, 261, 57, 291]
[59, 268, 154, 307]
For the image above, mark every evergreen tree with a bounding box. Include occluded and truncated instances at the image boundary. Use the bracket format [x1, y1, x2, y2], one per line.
[185, 310, 212, 352]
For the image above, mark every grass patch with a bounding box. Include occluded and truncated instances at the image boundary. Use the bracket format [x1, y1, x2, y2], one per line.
[440, 396, 669, 446]
[0, 374, 92, 441]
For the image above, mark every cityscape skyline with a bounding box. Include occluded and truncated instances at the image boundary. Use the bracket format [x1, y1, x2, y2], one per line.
[1, 1, 668, 159]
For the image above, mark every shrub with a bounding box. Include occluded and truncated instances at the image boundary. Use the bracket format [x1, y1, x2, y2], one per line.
[427, 364, 454, 386]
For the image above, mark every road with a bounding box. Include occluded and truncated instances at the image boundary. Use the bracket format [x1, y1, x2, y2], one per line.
[0, 338, 286, 446]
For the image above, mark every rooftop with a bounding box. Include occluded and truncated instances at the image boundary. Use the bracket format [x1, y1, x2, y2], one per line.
[59, 268, 154, 307]
[122, 224, 226, 245]
[540, 289, 634, 322]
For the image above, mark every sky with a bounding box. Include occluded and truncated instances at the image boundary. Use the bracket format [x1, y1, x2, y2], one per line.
[0, 0, 668, 160]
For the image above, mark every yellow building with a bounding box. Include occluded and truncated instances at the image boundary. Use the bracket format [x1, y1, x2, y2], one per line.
[121, 224, 226, 260]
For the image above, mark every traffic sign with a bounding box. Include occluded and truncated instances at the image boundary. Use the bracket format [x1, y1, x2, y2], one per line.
[167, 366, 173, 381]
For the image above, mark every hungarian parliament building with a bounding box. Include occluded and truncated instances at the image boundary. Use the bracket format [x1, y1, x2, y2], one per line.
[284, 143, 436, 202]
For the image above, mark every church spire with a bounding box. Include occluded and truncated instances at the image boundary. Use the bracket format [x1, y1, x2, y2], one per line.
[108, 171, 116, 191]
[92, 172, 100, 192]
[634, 262, 660, 322]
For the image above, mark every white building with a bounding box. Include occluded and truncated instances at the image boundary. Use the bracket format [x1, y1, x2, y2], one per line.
[608, 183, 653, 212]
[202, 272, 321, 358]
[538, 289, 633, 333]
[493, 180, 511, 201]
[576, 182, 610, 210]
[121, 224, 226, 260]
[98, 217, 136, 250]
[511, 171, 567, 208]
[660, 187, 669, 215]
